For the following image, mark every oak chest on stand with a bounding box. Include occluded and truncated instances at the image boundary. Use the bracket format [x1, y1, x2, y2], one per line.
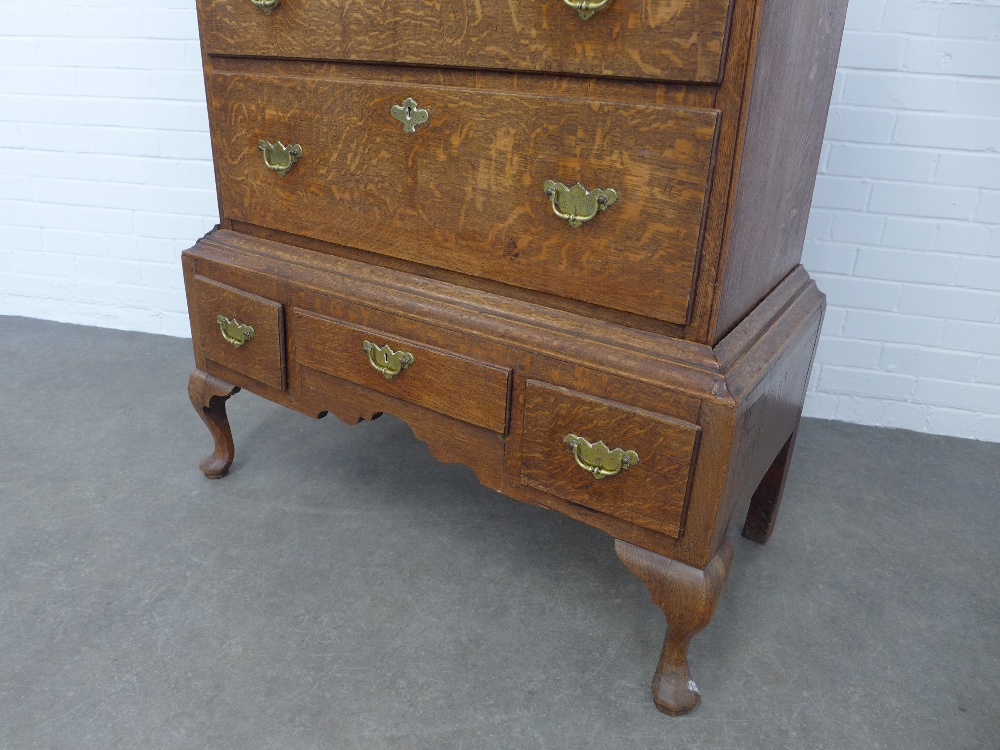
[184, 0, 848, 714]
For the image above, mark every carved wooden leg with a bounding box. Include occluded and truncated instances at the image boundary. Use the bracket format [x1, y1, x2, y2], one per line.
[188, 369, 240, 479]
[742, 432, 798, 544]
[615, 539, 734, 716]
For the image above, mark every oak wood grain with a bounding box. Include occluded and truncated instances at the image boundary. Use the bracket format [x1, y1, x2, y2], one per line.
[519, 381, 701, 538]
[714, 299, 823, 552]
[184, 231, 823, 568]
[204, 324, 696, 564]
[191, 230, 725, 398]
[296, 365, 509, 491]
[187, 368, 240, 479]
[212, 56, 717, 112]
[181, 0, 847, 709]
[742, 432, 797, 544]
[292, 309, 512, 434]
[198, 0, 733, 85]
[193, 275, 287, 391]
[615, 538, 733, 715]
[682, 0, 759, 343]
[209, 71, 719, 325]
[233, 219, 689, 340]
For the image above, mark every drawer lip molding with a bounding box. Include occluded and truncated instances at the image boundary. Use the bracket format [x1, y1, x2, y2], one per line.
[210, 71, 720, 326]
[193, 275, 286, 391]
[518, 380, 702, 539]
[197, 0, 733, 85]
[292, 309, 512, 434]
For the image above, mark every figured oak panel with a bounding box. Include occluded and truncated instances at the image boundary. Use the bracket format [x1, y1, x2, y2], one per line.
[292, 309, 511, 433]
[519, 381, 700, 538]
[193, 275, 286, 390]
[198, 0, 733, 85]
[210, 72, 719, 324]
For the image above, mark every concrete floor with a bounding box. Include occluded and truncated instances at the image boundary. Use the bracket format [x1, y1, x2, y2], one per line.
[1, 315, 998, 749]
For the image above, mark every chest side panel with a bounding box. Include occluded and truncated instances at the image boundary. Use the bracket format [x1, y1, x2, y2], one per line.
[711, 0, 850, 342]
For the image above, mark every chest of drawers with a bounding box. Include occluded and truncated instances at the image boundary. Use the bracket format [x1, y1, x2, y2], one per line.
[184, 0, 848, 715]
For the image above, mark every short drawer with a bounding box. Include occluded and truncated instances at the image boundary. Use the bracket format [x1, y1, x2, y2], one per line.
[193, 276, 286, 390]
[211, 71, 718, 325]
[199, 0, 732, 85]
[519, 381, 700, 538]
[292, 310, 511, 433]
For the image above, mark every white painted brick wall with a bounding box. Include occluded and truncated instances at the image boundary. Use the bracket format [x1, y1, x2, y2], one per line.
[0, 0, 217, 337]
[1, 0, 998, 442]
[802, 0, 1000, 443]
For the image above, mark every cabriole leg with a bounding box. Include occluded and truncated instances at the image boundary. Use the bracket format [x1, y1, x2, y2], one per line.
[615, 539, 733, 716]
[742, 432, 798, 544]
[188, 369, 240, 479]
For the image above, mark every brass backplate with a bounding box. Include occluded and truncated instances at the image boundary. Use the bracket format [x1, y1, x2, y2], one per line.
[563, 434, 639, 479]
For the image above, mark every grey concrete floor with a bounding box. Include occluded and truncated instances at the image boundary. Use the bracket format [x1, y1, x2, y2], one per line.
[1, 315, 998, 749]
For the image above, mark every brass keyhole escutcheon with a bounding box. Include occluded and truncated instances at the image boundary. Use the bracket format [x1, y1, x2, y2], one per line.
[563, 434, 639, 480]
[391, 97, 430, 133]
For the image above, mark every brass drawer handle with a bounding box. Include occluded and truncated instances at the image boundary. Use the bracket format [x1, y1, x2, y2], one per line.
[563, 434, 639, 480]
[391, 97, 429, 133]
[543, 180, 618, 228]
[561, 0, 611, 20]
[258, 139, 302, 177]
[250, 0, 280, 15]
[362, 340, 415, 380]
[217, 316, 255, 349]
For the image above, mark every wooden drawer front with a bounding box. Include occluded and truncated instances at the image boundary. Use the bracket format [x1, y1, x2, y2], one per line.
[199, 0, 732, 85]
[293, 310, 511, 433]
[519, 381, 700, 538]
[193, 276, 286, 390]
[211, 72, 719, 325]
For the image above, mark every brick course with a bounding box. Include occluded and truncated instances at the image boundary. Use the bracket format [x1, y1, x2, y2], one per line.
[802, 0, 1000, 441]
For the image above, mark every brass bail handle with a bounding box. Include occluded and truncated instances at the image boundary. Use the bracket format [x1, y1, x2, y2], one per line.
[258, 140, 302, 177]
[561, 0, 611, 20]
[543, 180, 618, 228]
[217, 316, 255, 349]
[249, 0, 280, 15]
[563, 434, 639, 480]
[362, 340, 415, 380]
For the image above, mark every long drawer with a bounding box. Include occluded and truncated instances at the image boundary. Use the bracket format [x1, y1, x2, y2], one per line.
[210, 72, 720, 325]
[199, 0, 733, 85]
